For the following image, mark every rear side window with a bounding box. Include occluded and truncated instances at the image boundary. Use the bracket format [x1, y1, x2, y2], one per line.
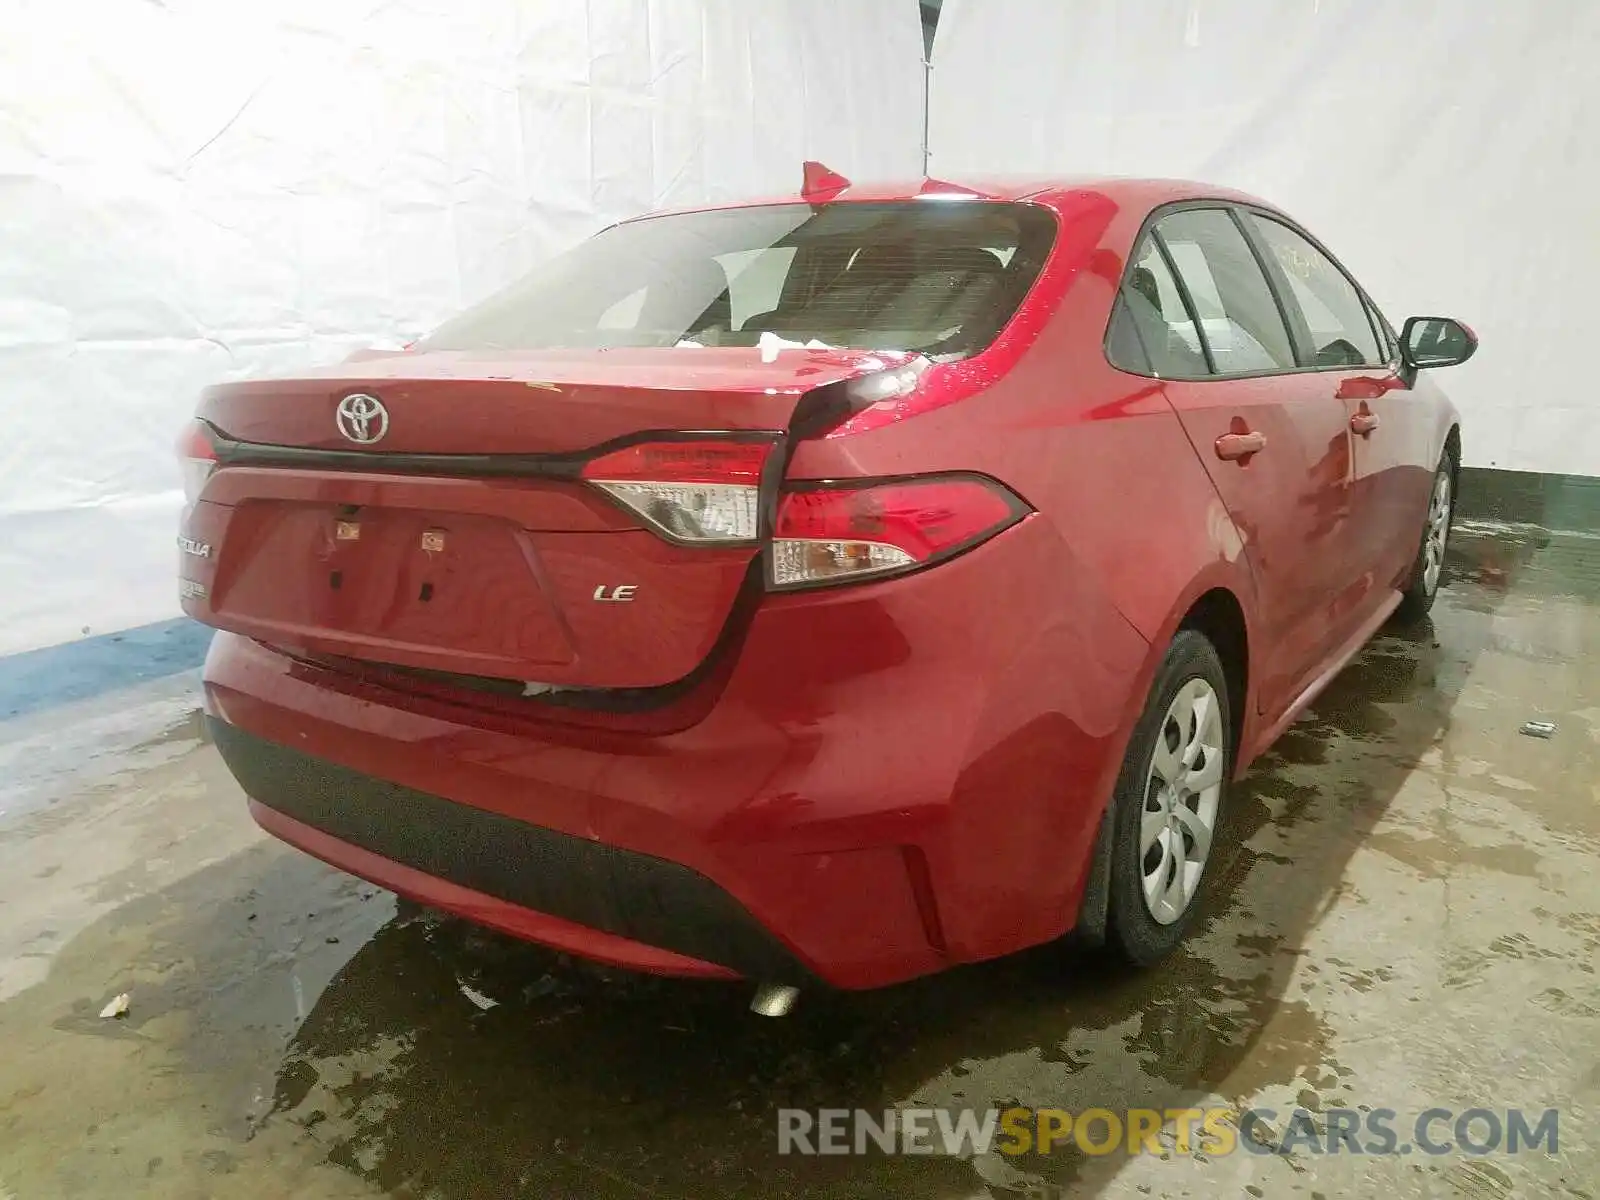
[1249, 216, 1383, 367]
[1105, 294, 1151, 373]
[1155, 209, 1297, 374]
[1107, 237, 1209, 377]
[420, 202, 1056, 359]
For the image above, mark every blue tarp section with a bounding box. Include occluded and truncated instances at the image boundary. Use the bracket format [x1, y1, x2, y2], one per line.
[0, 619, 212, 720]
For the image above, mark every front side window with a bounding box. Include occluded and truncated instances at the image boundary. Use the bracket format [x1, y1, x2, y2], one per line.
[1366, 295, 1397, 361]
[1154, 209, 1297, 374]
[420, 202, 1056, 359]
[1249, 215, 1383, 367]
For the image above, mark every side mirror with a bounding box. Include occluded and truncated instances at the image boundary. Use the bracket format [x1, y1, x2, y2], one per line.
[1400, 316, 1478, 370]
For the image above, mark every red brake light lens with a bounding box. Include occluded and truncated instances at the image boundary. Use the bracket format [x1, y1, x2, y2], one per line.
[770, 475, 1028, 588]
[580, 440, 770, 485]
[581, 438, 773, 544]
[177, 421, 218, 507]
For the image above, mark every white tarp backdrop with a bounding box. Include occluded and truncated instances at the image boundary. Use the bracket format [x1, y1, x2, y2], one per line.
[931, 0, 1600, 478]
[0, 0, 923, 655]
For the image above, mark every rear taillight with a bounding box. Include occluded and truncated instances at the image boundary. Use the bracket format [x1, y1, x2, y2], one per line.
[581, 439, 773, 544]
[580, 436, 1027, 585]
[177, 421, 218, 507]
[770, 475, 1028, 589]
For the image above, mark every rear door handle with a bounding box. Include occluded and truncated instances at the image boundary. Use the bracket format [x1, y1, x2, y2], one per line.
[1215, 431, 1267, 461]
[1350, 410, 1381, 435]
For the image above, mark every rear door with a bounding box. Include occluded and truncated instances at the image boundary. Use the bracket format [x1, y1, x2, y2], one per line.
[1114, 206, 1360, 720]
[1243, 211, 1432, 593]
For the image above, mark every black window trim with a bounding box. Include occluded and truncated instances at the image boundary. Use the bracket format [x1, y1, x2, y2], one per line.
[1148, 227, 1218, 376]
[1230, 207, 1322, 367]
[1365, 293, 1399, 361]
[1240, 206, 1395, 373]
[1102, 197, 1403, 382]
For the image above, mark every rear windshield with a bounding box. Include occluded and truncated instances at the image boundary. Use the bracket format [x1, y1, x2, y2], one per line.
[419, 201, 1057, 358]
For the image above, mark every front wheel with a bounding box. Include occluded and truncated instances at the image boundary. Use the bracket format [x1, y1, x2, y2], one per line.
[1105, 630, 1232, 965]
[1395, 454, 1455, 622]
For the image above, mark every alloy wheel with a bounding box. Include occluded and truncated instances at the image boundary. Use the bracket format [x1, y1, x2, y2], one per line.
[1422, 471, 1451, 594]
[1140, 677, 1225, 925]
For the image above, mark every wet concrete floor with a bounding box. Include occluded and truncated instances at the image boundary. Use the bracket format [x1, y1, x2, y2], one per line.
[1, 523, 1597, 1198]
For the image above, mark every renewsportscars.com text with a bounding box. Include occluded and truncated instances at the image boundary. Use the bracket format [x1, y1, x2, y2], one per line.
[777, 1106, 1559, 1158]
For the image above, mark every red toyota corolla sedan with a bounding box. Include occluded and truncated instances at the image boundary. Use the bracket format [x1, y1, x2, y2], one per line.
[180, 169, 1475, 1000]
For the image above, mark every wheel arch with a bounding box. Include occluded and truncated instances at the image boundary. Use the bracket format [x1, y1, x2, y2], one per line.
[1073, 572, 1255, 947]
[1143, 561, 1261, 769]
[1444, 422, 1462, 489]
[1178, 586, 1249, 770]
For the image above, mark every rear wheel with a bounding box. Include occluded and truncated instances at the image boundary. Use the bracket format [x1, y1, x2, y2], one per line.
[1396, 454, 1455, 622]
[1106, 631, 1232, 965]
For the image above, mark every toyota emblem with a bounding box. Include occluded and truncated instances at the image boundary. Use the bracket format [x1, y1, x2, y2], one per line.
[335, 393, 389, 444]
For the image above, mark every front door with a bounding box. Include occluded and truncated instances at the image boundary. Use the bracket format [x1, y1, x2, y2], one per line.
[1243, 212, 1433, 598]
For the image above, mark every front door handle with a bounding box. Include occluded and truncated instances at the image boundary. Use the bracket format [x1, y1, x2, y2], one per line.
[1215, 430, 1267, 461]
[1350, 410, 1381, 436]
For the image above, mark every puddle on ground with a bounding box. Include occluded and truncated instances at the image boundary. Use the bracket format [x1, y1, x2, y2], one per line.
[1, 530, 1596, 1198]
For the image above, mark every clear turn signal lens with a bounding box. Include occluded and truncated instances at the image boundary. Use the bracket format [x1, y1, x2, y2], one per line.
[582, 438, 773, 544]
[591, 481, 760, 542]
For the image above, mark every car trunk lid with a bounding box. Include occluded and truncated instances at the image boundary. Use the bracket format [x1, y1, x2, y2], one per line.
[183, 346, 914, 690]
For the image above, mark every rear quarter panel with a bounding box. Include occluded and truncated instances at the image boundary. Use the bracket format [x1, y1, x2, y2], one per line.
[784, 187, 1267, 941]
[792, 186, 1266, 755]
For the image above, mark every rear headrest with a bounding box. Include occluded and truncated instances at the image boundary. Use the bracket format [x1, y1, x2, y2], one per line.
[842, 243, 918, 279]
[917, 246, 1005, 277]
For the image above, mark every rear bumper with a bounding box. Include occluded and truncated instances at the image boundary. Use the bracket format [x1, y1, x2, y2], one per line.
[253, 798, 739, 980]
[216, 718, 805, 983]
[202, 519, 1151, 989]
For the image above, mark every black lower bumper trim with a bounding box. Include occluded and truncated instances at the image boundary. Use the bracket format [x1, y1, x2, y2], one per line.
[208, 717, 809, 982]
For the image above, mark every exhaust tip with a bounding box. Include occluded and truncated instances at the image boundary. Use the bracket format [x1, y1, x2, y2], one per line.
[750, 983, 800, 1018]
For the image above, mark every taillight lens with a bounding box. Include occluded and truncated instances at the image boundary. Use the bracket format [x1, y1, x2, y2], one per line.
[177, 421, 218, 507]
[770, 475, 1028, 589]
[581, 439, 773, 544]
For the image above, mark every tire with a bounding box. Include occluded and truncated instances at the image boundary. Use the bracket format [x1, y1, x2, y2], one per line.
[1395, 452, 1455, 623]
[1106, 630, 1232, 966]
